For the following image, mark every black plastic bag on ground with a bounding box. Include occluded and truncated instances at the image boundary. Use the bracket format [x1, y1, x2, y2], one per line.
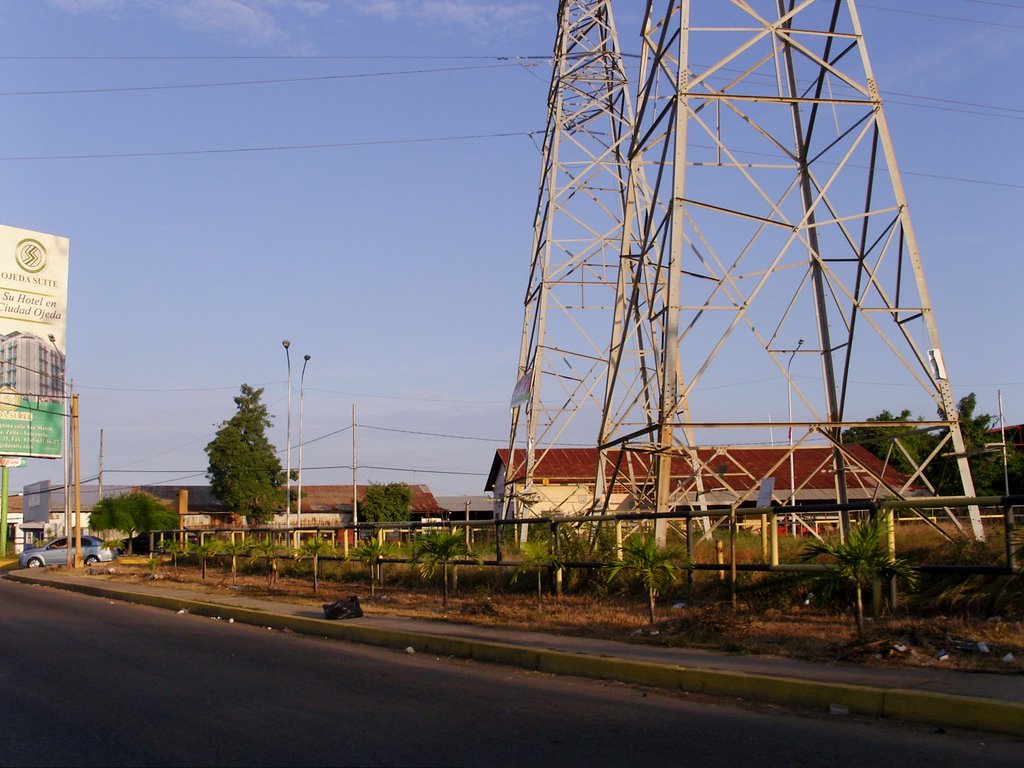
[322, 596, 363, 620]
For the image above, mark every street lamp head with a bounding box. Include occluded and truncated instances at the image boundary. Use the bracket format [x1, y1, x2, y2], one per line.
[282, 339, 290, 349]
[47, 334, 56, 343]
[797, 338, 805, 346]
[304, 354, 311, 362]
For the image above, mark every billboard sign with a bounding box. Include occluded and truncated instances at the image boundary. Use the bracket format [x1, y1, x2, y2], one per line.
[510, 369, 533, 409]
[0, 224, 69, 458]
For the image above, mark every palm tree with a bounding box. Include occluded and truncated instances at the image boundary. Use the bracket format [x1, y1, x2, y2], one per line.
[248, 536, 284, 589]
[220, 538, 252, 585]
[412, 530, 477, 609]
[162, 537, 185, 576]
[800, 515, 919, 636]
[349, 538, 398, 597]
[188, 538, 222, 580]
[297, 537, 336, 594]
[511, 538, 563, 605]
[605, 535, 689, 623]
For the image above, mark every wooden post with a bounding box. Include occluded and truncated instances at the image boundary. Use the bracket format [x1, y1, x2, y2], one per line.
[769, 511, 779, 566]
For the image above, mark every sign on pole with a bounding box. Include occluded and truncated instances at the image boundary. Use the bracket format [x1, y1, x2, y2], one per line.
[0, 224, 69, 459]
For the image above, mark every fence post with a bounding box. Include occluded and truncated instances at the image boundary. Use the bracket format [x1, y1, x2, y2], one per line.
[1005, 500, 1017, 572]
[550, 520, 562, 597]
[686, 515, 694, 587]
[769, 509, 779, 566]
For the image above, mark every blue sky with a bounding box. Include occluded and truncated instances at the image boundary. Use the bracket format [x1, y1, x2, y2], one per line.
[0, 0, 1021, 498]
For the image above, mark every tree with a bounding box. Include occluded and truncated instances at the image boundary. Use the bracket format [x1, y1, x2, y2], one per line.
[297, 537, 335, 594]
[220, 538, 252, 585]
[163, 537, 185, 576]
[842, 394, 1021, 497]
[205, 384, 285, 523]
[605, 535, 689, 624]
[249, 536, 285, 590]
[800, 515, 918, 637]
[349, 538, 399, 597]
[188, 538, 222, 581]
[88, 492, 179, 554]
[360, 483, 413, 523]
[841, 409, 934, 479]
[511, 538, 563, 605]
[411, 530, 477, 609]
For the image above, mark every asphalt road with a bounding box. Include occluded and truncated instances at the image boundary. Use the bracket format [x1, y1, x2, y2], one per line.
[1, 579, 1020, 767]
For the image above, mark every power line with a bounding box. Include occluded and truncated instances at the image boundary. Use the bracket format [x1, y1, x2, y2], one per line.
[0, 62, 540, 97]
[861, 3, 1024, 29]
[0, 131, 535, 162]
[361, 424, 505, 443]
[963, 0, 1024, 9]
[0, 54, 552, 61]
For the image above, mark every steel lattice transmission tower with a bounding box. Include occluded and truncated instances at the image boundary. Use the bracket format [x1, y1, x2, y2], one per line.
[508, 0, 982, 539]
[504, 0, 639, 516]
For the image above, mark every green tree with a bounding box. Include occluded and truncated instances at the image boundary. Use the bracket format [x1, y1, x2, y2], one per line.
[163, 537, 185, 576]
[88, 492, 179, 554]
[841, 409, 933, 479]
[360, 483, 413, 523]
[511, 538, 563, 605]
[220, 538, 252, 585]
[249, 536, 285, 589]
[297, 537, 335, 594]
[842, 394, 1018, 496]
[800, 515, 918, 637]
[412, 530, 477, 609]
[205, 384, 285, 523]
[349, 538, 399, 597]
[188, 538, 222, 580]
[605, 535, 689, 623]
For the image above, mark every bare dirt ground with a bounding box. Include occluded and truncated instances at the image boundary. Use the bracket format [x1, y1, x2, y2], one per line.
[88, 559, 1024, 675]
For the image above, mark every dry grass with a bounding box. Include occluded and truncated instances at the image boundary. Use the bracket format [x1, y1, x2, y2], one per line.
[89, 553, 1024, 675]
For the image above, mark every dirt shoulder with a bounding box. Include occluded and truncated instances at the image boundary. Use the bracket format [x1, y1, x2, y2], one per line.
[83, 561, 1024, 676]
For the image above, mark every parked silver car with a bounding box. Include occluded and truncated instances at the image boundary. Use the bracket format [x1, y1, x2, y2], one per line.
[18, 535, 117, 568]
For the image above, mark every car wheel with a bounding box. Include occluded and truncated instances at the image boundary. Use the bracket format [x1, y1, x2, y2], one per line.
[26, 557, 43, 568]
[84, 555, 99, 566]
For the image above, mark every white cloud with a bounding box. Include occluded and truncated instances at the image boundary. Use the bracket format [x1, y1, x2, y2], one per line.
[45, 0, 331, 47]
[45, 0, 128, 12]
[350, 0, 542, 34]
[162, 0, 288, 44]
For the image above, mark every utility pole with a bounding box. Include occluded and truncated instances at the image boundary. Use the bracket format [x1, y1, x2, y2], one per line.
[97, 429, 103, 501]
[72, 393, 82, 568]
[351, 404, 358, 539]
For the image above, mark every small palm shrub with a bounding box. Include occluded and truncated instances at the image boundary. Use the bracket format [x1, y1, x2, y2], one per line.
[606, 535, 690, 623]
[349, 538, 399, 597]
[800, 515, 918, 636]
[412, 530, 479, 608]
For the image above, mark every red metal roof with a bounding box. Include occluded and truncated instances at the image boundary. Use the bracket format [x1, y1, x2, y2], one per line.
[487, 445, 915, 498]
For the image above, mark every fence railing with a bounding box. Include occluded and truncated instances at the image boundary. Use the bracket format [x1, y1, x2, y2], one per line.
[144, 495, 1023, 582]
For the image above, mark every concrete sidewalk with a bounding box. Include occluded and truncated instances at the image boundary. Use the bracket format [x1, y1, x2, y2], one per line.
[7, 567, 1023, 738]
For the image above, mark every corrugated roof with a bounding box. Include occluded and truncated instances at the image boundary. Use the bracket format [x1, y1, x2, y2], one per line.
[487, 445, 916, 499]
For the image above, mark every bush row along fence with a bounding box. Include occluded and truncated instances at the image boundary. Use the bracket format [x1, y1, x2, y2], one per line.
[144, 495, 1024, 581]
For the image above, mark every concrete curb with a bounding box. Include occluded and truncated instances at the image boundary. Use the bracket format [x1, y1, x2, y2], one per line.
[10, 570, 1024, 738]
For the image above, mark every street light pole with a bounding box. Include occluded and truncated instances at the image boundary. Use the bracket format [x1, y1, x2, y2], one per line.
[282, 340, 292, 529]
[787, 338, 805, 536]
[298, 354, 311, 520]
